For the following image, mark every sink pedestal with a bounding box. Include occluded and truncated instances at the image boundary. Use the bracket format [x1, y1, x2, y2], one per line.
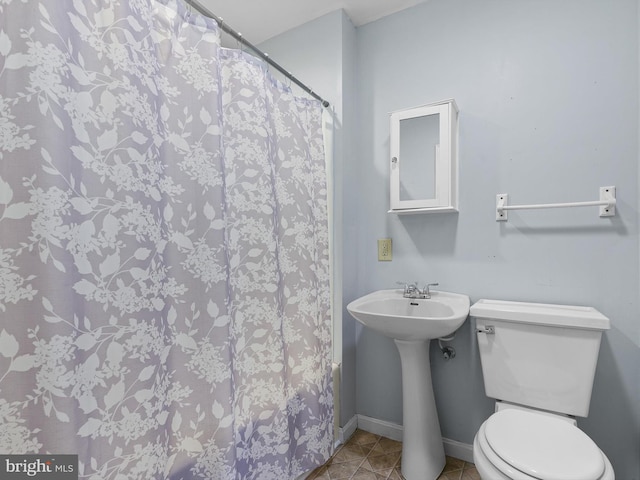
[394, 339, 445, 480]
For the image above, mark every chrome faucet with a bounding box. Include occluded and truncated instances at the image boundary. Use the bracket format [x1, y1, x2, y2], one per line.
[397, 282, 439, 299]
[397, 281, 419, 298]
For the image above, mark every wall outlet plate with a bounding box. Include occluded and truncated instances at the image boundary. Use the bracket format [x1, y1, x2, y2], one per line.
[378, 238, 392, 261]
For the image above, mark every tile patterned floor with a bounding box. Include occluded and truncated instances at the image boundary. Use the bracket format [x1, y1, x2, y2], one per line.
[307, 429, 479, 480]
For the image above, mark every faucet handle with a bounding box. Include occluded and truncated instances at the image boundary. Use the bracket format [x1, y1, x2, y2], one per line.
[422, 282, 439, 297]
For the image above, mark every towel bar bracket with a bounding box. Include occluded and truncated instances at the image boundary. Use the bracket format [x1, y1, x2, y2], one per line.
[496, 194, 509, 221]
[496, 186, 616, 222]
[598, 186, 616, 218]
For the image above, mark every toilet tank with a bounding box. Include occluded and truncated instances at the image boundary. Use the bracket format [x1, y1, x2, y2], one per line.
[470, 299, 610, 417]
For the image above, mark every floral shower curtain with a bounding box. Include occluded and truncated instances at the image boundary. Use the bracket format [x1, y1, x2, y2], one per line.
[0, 1, 333, 479]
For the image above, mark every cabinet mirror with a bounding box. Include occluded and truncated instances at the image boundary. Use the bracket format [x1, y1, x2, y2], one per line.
[389, 99, 458, 214]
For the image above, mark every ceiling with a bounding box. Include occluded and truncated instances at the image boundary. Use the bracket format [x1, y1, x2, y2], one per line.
[194, 0, 428, 45]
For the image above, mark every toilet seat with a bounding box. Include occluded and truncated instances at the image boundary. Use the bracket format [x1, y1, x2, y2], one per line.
[476, 409, 612, 480]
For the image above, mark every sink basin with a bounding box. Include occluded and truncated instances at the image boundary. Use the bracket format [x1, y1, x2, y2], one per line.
[347, 288, 470, 480]
[347, 289, 470, 340]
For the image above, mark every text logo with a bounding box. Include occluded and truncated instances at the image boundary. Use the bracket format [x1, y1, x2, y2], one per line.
[0, 455, 78, 479]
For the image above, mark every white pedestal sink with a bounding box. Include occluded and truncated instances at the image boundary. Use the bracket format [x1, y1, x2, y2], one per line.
[347, 289, 470, 480]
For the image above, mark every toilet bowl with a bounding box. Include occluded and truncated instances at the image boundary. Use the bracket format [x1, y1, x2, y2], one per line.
[473, 408, 614, 480]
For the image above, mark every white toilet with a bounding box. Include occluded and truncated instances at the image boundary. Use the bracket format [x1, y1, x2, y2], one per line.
[470, 299, 615, 480]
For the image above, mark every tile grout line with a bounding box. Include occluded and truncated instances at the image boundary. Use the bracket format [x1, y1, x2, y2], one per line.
[348, 445, 369, 480]
[360, 435, 402, 480]
[347, 435, 377, 480]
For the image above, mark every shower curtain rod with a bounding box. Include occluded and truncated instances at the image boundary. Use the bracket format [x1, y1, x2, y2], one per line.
[184, 0, 331, 108]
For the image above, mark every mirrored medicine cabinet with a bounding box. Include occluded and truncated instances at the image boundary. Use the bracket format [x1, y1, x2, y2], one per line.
[389, 99, 458, 214]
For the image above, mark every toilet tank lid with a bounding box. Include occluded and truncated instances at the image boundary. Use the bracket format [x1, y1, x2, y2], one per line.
[470, 299, 610, 330]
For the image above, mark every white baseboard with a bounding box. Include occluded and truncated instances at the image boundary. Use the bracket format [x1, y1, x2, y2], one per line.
[357, 414, 403, 441]
[338, 414, 358, 445]
[442, 437, 474, 464]
[349, 414, 474, 464]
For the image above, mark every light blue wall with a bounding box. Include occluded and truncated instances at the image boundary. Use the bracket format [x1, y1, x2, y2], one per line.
[355, 0, 640, 478]
[262, 1, 640, 478]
